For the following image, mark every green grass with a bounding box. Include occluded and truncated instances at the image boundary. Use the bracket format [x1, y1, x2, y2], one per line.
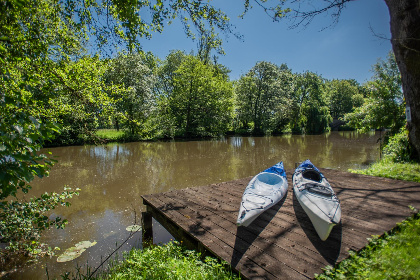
[95, 129, 126, 141]
[315, 209, 420, 280]
[95, 241, 239, 280]
[349, 160, 420, 183]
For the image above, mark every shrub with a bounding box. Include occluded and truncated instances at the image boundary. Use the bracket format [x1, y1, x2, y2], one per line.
[382, 128, 413, 163]
[0, 188, 79, 269]
[98, 241, 239, 280]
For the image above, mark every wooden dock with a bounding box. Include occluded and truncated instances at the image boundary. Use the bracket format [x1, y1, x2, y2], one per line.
[141, 169, 420, 279]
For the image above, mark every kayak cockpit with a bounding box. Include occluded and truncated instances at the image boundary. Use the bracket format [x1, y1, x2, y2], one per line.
[302, 169, 322, 182]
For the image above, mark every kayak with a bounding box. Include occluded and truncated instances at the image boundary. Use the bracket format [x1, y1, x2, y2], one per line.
[293, 160, 341, 241]
[237, 162, 288, 227]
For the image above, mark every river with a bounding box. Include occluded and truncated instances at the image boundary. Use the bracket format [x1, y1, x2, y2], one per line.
[7, 131, 380, 279]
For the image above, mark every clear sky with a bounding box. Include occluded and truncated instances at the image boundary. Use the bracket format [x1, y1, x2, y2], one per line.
[139, 0, 392, 84]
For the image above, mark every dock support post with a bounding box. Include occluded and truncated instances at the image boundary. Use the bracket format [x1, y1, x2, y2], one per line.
[142, 206, 153, 248]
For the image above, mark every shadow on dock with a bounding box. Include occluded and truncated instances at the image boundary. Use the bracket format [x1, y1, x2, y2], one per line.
[292, 191, 342, 265]
[231, 195, 287, 268]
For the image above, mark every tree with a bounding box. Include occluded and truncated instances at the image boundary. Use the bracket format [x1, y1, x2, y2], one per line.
[167, 55, 234, 137]
[235, 61, 283, 134]
[197, 27, 225, 65]
[289, 71, 331, 134]
[385, 0, 420, 159]
[104, 52, 157, 136]
[344, 52, 405, 132]
[47, 56, 114, 145]
[327, 79, 364, 120]
[270, 64, 297, 133]
[243, 0, 420, 157]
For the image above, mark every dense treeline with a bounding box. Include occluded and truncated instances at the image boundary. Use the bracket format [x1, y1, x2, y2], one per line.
[44, 50, 404, 146]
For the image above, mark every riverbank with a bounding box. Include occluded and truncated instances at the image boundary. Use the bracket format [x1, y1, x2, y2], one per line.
[350, 159, 420, 183]
[62, 241, 240, 280]
[47, 128, 354, 148]
[315, 159, 420, 279]
[315, 208, 420, 280]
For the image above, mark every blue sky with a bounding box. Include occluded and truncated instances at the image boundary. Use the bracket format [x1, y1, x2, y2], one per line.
[140, 0, 391, 84]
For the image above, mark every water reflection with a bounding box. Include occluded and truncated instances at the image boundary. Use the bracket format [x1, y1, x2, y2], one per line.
[10, 132, 380, 279]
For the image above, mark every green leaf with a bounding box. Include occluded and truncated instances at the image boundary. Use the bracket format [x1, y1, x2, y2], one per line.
[57, 247, 86, 262]
[74, 240, 97, 249]
[126, 225, 142, 232]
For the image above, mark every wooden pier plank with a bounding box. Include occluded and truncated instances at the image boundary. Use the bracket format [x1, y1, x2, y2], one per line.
[142, 169, 420, 279]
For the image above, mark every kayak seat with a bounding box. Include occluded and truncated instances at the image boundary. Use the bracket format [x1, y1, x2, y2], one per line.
[302, 169, 322, 182]
[306, 184, 333, 197]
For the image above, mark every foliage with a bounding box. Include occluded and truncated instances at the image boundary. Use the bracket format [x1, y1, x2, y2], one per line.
[234, 63, 350, 135]
[46, 56, 116, 146]
[1, 0, 99, 262]
[315, 209, 420, 280]
[327, 79, 364, 119]
[235, 62, 292, 134]
[290, 71, 331, 134]
[104, 52, 157, 137]
[71, 0, 234, 54]
[96, 241, 239, 280]
[382, 128, 415, 163]
[0, 188, 79, 268]
[197, 27, 225, 65]
[152, 51, 187, 138]
[344, 52, 405, 132]
[0, 91, 59, 200]
[160, 55, 234, 138]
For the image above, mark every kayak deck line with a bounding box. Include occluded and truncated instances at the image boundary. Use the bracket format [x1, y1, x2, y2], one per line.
[141, 168, 420, 280]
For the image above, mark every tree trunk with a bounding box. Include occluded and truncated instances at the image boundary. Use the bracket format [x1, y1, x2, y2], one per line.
[385, 0, 420, 159]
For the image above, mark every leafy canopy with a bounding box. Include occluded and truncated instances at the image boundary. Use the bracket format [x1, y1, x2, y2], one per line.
[344, 52, 404, 132]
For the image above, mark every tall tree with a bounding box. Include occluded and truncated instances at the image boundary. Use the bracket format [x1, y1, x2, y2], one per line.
[270, 64, 297, 133]
[155, 50, 188, 138]
[344, 52, 405, 132]
[166, 55, 234, 137]
[197, 27, 224, 65]
[290, 71, 331, 134]
[104, 52, 157, 136]
[235, 61, 283, 134]
[328, 79, 364, 120]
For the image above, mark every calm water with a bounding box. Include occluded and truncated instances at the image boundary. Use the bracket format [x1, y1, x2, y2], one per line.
[9, 131, 380, 279]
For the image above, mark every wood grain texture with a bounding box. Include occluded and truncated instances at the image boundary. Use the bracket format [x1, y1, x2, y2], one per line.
[142, 169, 420, 279]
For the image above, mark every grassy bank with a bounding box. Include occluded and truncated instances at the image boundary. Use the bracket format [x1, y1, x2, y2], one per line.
[95, 129, 127, 142]
[84, 241, 239, 280]
[315, 209, 420, 280]
[349, 159, 420, 183]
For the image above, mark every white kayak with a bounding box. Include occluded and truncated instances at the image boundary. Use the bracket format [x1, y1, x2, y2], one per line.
[237, 162, 288, 227]
[293, 159, 341, 241]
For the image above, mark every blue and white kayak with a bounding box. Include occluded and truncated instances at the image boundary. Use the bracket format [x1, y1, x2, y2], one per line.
[237, 162, 288, 227]
[293, 160, 341, 241]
